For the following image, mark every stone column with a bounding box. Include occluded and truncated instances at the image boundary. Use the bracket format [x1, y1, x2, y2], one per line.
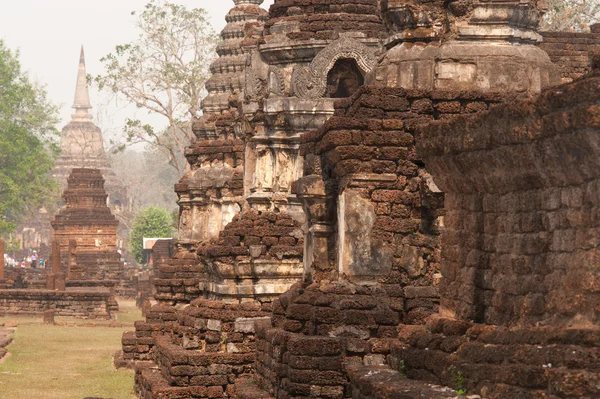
[52, 241, 61, 274]
[295, 177, 335, 281]
[47, 241, 65, 290]
[0, 238, 4, 281]
[67, 239, 77, 280]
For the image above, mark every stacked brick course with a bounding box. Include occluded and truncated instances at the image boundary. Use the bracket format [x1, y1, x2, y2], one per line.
[264, 0, 385, 41]
[420, 74, 600, 328]
[153, 248, 202, 304]
[298, 86, 509, 284]
[399, 71, 600, 398]
[156, 0, 266, 305]
[344, 361, 457, 399]
[132, 299, 271, 398]
[51, 168, 125, 282]
[198, 209, 304, 302]
[392, 318, 600, 398]
[122, 6, 283, 399]
[246, 85, 513, 399]
[119, 305, 178, 367]
[120, 2, 600, 399]
[540, 25, 600, 83]
[0, 289, 111, 319]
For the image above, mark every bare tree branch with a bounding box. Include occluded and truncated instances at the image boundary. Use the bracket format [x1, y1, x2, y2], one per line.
[94, 1, 218, 178]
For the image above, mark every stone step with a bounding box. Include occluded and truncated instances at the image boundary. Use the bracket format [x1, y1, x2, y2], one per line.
[233, 376, 274, 399]
[345, 361, 460, 399]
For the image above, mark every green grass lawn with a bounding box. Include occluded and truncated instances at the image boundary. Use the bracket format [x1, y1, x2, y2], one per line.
[0, 298, 142, 399]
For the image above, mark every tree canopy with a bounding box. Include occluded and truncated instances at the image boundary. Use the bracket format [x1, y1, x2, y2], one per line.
[0, 39, 59, 237]
[95, 0, 219, 177]
[130, 206, 175, 264]
[542, 0, 600, 31]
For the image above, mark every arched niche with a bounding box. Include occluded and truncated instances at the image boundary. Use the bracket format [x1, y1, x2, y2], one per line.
[326, 58, 365, 98]
[291, 36, 378, 99]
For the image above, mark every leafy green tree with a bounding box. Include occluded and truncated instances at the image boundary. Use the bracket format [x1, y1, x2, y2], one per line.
[95, 1, 219, 177]
[0, 39, 59, 238]
[130, 206, 175, 263]
[542, 0, 600, 31]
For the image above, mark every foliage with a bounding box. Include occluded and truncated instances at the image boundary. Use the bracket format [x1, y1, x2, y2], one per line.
[0, 39, 60, 238]
[541, 0, 600, 31]
[130, 206, 175, 263]
[451, 368, 467, 396]
[95, 0, 219, 177]
[110, 146, 179, 216]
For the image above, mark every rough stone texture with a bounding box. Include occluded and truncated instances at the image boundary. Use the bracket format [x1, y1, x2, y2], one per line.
[345, 360, 458, 399]
[419, 73, 600, 328]
[540, 25, 600, 83]
[51, 168, 126, 284]
[116, 304, 179, 368]
[198, 209, 304, 302]
[399, 72, 600, 398]
[153, 246, 202, 305]
[202, 0, 269, 115]
[297, 86, 508, 285]
[129, 299, 271, 397]
[392, 318, 600, 399]
[158, 0, 267, 306]
[0, 289, 111, 319]
[125, 1, 600, 398]
[373, 0, 559, 94]
[263, 0, 385, 43]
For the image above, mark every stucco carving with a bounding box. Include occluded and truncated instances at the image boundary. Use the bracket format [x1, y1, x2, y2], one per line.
[291, 36, 378, 99]
[245, 51, 269, 102]
[245, 67, 268, 102]
[268, 66, 285, 97]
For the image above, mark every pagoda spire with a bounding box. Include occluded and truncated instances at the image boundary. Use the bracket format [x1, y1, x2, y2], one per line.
[72, 45, 93, 121]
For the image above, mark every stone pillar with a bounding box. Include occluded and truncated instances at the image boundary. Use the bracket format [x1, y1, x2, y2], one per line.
[52, 241, 60, 274]
[295, 172, 336, 281]
[0, 238, 4, 281]
[47, 241, 65, 291]
[67, 239, 77, 280]
[43, 309, 55, 325]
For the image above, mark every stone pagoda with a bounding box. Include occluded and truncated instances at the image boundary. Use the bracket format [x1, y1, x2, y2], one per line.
[118, 1, 600, 398]
[154, 0, 279, 304]
[51, 168, 123, 281]
[53, 47, 129, 229]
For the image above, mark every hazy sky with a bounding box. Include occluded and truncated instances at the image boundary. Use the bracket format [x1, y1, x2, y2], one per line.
[0, 0, 274, 142]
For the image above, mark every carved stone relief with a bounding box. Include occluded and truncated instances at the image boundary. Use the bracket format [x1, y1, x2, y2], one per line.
[268, 66, 285, 97]
[274, 150, 295, 193]
[255, 147, 274, 192]
[245, 51, 268, 102]
[291, 36, 378, 99]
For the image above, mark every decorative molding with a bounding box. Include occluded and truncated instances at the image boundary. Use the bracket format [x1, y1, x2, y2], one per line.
[245, 52, 268, 102]
[268, 66, 285, 97]
[292, 36, 378, 99]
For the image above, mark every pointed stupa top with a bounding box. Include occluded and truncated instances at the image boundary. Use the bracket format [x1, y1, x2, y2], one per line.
[72, 46, 93, 121]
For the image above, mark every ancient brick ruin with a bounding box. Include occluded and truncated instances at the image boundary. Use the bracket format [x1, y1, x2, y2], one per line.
[118, 0, 600, 398]
[0, 168, 129, 319]
[16, 47, 129, 252]
[51, 168, 124, 282]
[53, 47, 129, 218]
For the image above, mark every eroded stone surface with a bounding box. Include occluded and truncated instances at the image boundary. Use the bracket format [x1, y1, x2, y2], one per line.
[123, 1, 600, 398]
